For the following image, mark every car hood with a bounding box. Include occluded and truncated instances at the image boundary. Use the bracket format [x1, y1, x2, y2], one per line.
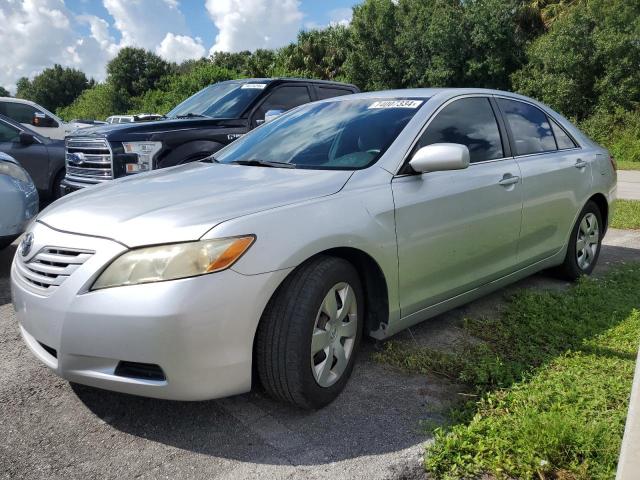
[74, 117, 246, 141]
[39, 162, 352, 247]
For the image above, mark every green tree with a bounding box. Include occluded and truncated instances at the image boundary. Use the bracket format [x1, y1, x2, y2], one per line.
[513, 0, 640, 119]
[133, 63, 237, 114]
[57, 83, 129, 121]
[463, 0, 532, 89]
[280, 26, 352, 81]
[15, 64, 93, 112]
[0, 86, 10, 97]
[345, 0, 404, 90]
[107, 47, 175, 98]
[396, 0, 467, 87]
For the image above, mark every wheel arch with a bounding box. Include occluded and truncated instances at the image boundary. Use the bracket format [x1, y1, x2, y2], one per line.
[588, 193, 609, 233]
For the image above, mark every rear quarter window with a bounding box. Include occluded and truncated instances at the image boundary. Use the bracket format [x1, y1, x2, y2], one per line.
[498, 98, 557, 156]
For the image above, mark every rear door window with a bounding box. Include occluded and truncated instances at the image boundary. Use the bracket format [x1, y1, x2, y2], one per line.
[417, 97, 504, 163]
[498, 98, 557, 155]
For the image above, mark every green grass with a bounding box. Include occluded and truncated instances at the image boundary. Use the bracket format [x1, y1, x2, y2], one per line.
[617, 160, 640, 171]
[611, 200, 640, 230]
[374, 264, 640, 479]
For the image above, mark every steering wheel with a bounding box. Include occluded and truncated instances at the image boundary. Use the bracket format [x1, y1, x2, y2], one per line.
[366, 149, 381, 155]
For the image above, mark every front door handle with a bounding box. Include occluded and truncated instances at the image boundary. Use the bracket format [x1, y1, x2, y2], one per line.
[575, 159, 588, 169]
[498, 175, 520, 186]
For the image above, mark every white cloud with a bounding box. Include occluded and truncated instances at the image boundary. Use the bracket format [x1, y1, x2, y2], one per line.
[103, 0, 190, 50]
[156, 33, 206, 63]
[328, 7, 352, 27]
[206, 0, 303, 53]
[0, 0, 112, 93]
[0, 0, 205, 94]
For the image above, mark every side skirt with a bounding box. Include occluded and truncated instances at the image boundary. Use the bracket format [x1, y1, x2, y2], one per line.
[371, 248, 566, 340]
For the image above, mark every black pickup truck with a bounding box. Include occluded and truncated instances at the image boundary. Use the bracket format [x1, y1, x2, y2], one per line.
[61, 78, 359, 194]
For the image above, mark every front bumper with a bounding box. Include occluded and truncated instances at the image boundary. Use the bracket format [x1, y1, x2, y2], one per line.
[10, 221, 291, 400]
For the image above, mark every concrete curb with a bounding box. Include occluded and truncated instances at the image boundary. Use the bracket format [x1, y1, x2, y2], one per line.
[617, 345, 640, 479]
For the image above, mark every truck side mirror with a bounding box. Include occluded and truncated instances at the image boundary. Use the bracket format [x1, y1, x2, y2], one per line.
[32, 112, 58, 128]
[18, 132, 36, 146]
[264, 109, 285, 123]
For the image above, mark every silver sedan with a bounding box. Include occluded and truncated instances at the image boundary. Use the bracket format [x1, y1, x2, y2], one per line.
[11, 89, 616, 408]
[0, 152, 38, 249]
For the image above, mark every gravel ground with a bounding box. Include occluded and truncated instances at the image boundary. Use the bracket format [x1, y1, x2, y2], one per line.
[1, 229, 639, 480]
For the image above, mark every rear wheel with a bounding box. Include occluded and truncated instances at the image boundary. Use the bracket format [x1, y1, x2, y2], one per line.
[255, 256, 363, 409]
[556, 201, 603, 280]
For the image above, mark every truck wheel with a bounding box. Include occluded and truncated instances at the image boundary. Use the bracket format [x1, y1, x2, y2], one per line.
[255, 256, 363, 409]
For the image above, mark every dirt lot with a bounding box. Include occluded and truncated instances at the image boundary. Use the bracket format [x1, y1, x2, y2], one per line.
[1, 229, 639, 480]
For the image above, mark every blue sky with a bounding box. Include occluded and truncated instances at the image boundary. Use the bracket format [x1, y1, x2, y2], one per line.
[65, 0, 357, 52]
[1, 1, 359, 92]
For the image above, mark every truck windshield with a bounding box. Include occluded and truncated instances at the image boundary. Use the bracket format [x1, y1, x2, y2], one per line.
[215, 98, 427, 170]
[167, 82, 265, 119]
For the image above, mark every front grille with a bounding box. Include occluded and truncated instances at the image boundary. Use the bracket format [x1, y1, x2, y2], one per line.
[65, 137, 113, 185]
[15, 247, 94, 292]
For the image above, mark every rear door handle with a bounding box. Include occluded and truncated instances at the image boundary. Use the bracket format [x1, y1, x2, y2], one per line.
[498, 175, 520, 186]
[575, 159, 588, 169]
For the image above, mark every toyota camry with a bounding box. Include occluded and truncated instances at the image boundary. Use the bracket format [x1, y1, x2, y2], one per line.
[11, 89, 616, 408]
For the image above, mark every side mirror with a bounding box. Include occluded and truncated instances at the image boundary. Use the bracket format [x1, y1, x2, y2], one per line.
[32, 112, 58, 128]
[264, 109, 285, 123]
[18, 132, 35, 146]
[409, 143, 470, 174]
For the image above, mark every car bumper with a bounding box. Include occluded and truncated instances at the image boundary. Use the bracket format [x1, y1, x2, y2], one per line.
[10, 222, 291, 401]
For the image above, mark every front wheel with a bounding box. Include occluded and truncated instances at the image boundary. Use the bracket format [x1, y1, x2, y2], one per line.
[556, 201, 603, 280]
[255, 256, 363, 409]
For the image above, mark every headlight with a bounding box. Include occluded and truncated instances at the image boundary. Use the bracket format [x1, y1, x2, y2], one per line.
[122, 141, 162, 173]
[0, 161, 30, 183]
[92, 236, 255, 290]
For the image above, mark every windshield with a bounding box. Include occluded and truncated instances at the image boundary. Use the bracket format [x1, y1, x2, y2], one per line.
[167, 82, 265, 119]
[215, 98, 426, 170]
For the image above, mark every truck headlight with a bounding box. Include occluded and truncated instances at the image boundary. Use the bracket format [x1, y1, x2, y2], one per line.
[92, 236, 255, 290]
[122, 141, 162, 173]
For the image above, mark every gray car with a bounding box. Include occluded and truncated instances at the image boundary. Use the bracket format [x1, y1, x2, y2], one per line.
[10, 89, 616, 408]
[0, 114, 66, 201]
[0, 152, 38, 249]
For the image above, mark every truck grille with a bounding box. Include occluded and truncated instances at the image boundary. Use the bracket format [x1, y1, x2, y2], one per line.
[65, 137, 113, 185]
[15, 247, 94, 293]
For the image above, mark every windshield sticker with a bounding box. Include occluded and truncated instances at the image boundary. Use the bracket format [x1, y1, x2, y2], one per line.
[241, 83, 267, 90]
[368, 100, 423, 109]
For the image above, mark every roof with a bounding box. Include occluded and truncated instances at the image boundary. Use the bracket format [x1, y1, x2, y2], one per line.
[221, 77, 359, 89]
[0, 96, 37, 105]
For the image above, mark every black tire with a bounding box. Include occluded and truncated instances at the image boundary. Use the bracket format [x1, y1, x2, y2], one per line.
[255, 255, 364, 409]
[51, 170, 65, 200]
[556, 200, 603, 280]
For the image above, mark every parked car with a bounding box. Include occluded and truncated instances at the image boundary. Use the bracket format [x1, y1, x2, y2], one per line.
[0, 114, 65, 201]
[61, 78, 359, 194]
[0, 97, 86, 140]
[105, 115, 135, 124]
[105, 114, 163, 124]
[0, 152, 38, 249]
[11, 89, 616, 408]
[70, 119, 107, 127]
